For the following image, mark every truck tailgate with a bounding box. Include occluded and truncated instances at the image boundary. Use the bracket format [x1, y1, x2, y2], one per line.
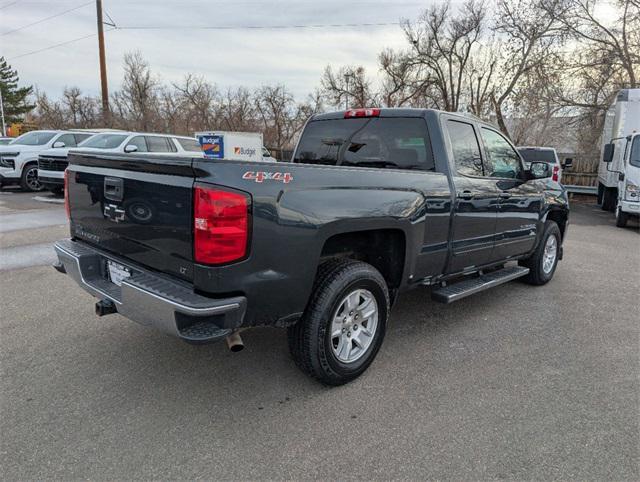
[66, 152, 196, 281]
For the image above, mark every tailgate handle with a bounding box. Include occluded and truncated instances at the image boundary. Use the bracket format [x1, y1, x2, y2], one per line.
[104, 177, 124, 202]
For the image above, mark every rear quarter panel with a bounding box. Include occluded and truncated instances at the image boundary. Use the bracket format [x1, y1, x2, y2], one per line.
[192, 159, 451, 326]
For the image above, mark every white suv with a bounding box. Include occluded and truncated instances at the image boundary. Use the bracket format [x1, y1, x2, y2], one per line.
[38, 131, 204, 193]
[0, 130, 93, 192]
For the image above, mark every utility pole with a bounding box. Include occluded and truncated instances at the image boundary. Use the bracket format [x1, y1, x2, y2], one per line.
[96, 0, 109, 122]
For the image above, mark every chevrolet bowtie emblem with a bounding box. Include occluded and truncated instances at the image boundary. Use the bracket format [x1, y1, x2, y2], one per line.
[104, 203, 126, 223]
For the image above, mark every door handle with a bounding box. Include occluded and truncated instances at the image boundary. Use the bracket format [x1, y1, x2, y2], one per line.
[457, 190, 474, 200]
[499, 191, 512, 199]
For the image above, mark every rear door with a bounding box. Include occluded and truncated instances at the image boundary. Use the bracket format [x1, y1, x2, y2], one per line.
[480, 128, 540, 261]
[444, 117, 500, 274]
[67, 152, 196, 281]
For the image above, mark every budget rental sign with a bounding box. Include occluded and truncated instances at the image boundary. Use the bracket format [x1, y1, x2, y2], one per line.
[198, 135, 224, 159]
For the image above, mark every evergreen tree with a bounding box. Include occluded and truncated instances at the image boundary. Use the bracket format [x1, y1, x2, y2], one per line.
[0, 57, 35, 124]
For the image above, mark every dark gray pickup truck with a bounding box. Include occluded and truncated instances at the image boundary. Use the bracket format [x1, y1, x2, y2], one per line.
[54, 108, 569, 385]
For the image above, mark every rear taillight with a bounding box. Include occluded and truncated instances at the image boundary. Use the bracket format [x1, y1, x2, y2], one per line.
[552, 165, 559, 182]
[344, 108, 381, 118]
[194, 185, 250, 265]
[64, 169, 70, 219]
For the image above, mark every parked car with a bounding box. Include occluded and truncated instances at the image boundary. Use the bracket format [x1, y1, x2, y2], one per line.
[38, 131, 204, 194]
[517, 146, 573, 184]
[54, 108, 569, 385]
[0, 130, 94, 191]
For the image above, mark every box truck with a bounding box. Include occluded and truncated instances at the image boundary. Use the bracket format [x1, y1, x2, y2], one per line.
[597, 89, 640, 224]
[195, 131, 274, 162]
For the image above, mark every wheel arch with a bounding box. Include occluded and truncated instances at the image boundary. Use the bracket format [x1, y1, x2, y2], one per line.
[319, 228, 407, 291]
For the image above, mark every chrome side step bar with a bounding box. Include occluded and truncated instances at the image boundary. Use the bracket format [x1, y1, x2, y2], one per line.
[431, 266, 530, 304]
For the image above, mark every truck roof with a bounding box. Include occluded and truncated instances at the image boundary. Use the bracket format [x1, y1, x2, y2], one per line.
[310, 107, 500, 130]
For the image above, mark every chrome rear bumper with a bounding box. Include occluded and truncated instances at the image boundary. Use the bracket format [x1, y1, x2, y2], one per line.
[54, 239, 247, 343]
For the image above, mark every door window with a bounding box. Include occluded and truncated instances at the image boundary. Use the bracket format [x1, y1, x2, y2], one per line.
[126, 136, 148, 152]
[146, 136, 176, 153]
[57, 133, 77, 147]
[481, 128, 523, 179]
[75, 133, 93, 145]
[629, 136, 640, 168]
[446, 120, 483, 177]
[176, 137, 201, 152]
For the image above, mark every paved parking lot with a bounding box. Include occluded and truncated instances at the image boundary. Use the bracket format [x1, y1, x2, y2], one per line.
[1, 190, 638, 480]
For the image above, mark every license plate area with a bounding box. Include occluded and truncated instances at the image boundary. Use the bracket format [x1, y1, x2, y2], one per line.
[107, 260, 131, 286]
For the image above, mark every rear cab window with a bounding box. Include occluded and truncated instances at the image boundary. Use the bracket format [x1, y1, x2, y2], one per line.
[294, 117, 434, 171]
[517, 148, 558, 165]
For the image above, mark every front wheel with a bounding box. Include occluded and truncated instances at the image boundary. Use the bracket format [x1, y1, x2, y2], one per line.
[20, 164, 45, 192]
[615, 205, 629, 228]
[519, 221, 561, 285]
[288, 259, 389, 386]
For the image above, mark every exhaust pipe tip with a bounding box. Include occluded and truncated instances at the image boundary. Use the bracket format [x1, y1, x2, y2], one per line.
[226, 332, 244, 352]
[95, 299, 117, 317]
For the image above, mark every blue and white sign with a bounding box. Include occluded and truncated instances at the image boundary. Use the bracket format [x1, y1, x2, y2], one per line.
[198, 135, 224, 159]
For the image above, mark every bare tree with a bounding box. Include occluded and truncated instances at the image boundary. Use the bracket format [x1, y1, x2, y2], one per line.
[320, 65, 378, 109]
[111, 51, 160, 131]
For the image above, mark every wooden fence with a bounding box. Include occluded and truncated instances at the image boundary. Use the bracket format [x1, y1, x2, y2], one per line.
[558, 153, 599, 187]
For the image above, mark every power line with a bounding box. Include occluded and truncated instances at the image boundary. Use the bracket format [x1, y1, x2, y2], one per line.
[1, 1, 92, 36]
[6, 20, 398, 61]
[8, 28, 115, 60]
[0, 0, 20, 9]
[117, 21, 401, 30]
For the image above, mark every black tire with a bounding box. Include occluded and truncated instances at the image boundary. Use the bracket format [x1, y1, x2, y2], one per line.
[287, 259, 389, 386]
[597, 183, 604, 206]
[615, 206, 628, 228]
[519, 221, 561, 286]
[20, 163, 45, 192]
[602, 187, 616, 212]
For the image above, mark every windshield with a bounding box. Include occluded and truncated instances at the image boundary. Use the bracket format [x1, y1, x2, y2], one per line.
[9, 131, 57, 146]
[630, 136, 640, 168]
[517, 148, 557, 164]
[80, 133, 128, 149]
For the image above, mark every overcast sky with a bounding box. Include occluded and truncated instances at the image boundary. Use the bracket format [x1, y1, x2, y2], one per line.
[1, 0, 434, 100]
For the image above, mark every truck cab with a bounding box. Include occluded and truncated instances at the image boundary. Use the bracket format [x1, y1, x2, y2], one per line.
[603, 132, 640, 227]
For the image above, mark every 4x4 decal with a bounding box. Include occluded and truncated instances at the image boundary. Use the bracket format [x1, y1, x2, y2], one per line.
[243, 171, 293, 184]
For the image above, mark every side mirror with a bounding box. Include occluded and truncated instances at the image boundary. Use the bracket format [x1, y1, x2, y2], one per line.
[603, 143, 614, 163]
[562, 158, 573, 169]
[124, 144, 138, 153]
[53, 141, 66, 148]
[529, 161, 550, 179]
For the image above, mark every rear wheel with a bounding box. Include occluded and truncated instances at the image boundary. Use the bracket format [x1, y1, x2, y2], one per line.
[615, 205, 629, 227]
[288, 259, 389, 386]
[519, 221, 561, 285]
[20, 164, 45, 192]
